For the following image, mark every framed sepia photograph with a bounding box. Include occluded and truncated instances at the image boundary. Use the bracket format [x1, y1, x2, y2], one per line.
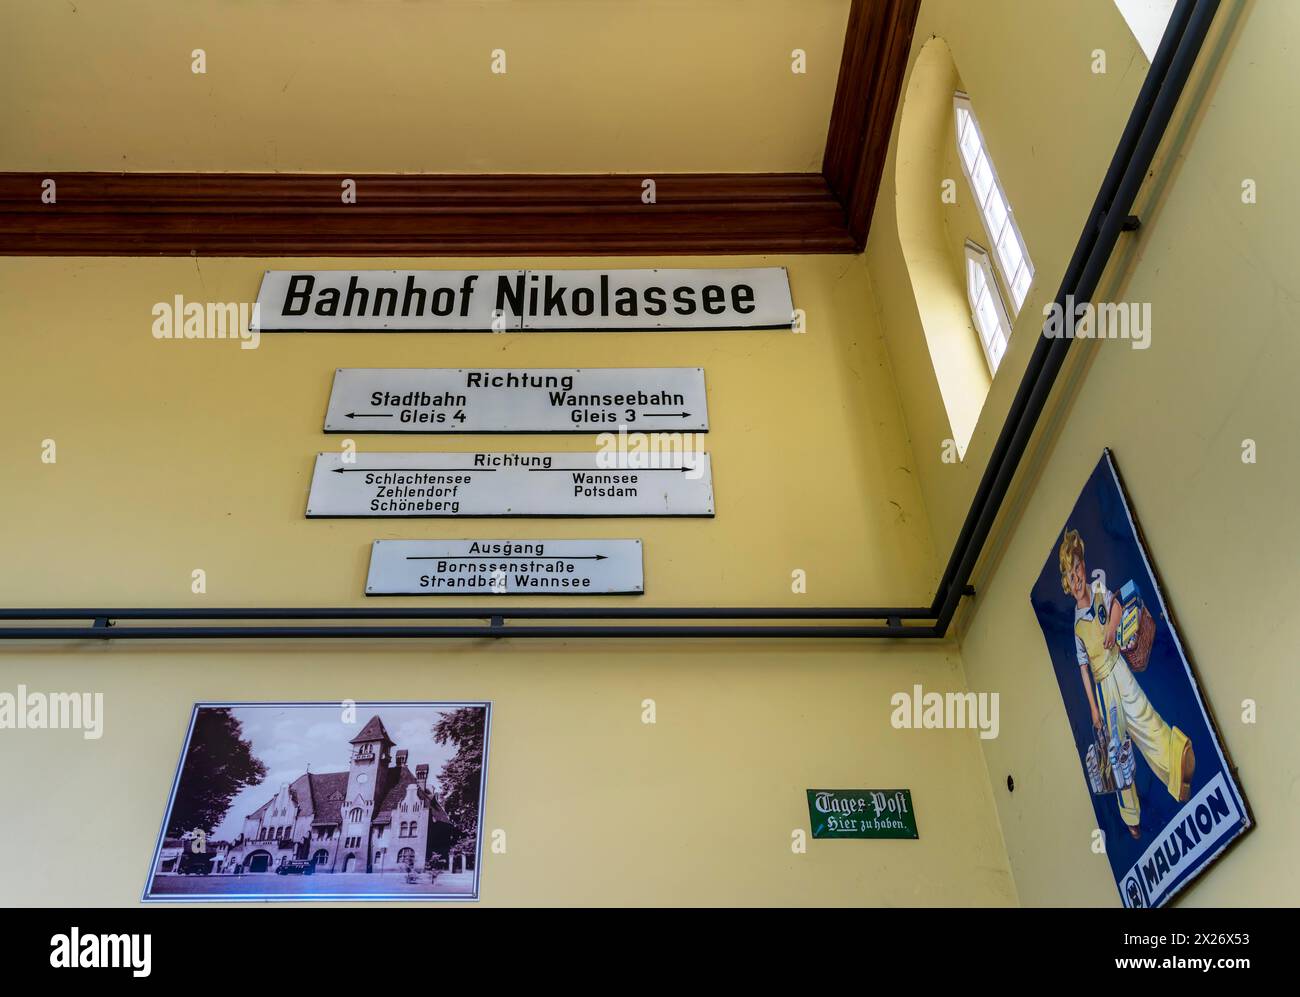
[143, 701, 490, 902]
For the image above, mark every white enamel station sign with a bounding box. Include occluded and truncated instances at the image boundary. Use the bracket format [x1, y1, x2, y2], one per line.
[305, 452, 715, 518]
[366, 539, 644, 595]
[324, 368, 708, 433]
[256, 267, 793, 332]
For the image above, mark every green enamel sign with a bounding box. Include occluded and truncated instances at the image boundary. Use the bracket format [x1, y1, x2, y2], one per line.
[806, 789, 918, 839]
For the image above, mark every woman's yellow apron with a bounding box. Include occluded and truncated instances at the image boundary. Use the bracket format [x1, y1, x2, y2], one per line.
[1076, 589, 1189, 827]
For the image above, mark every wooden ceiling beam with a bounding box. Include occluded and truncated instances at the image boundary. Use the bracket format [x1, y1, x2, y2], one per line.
[0, 0, 920, 257]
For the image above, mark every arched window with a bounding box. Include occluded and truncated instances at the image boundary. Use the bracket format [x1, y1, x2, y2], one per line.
[257, 827, 266, 840]
[895, 37, 996, 459]
[349, 808, 363, 824]
[954, 92, 1033, 314]
[311, 849, 329, 868]
[965, 242, 1013, 374]
[397, 847, 415, 868]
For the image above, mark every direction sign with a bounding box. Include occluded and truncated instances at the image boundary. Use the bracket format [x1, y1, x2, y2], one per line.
[305, 451, 714, 518]
[366, 539, 644, 595]
[324, 368, 708, 433]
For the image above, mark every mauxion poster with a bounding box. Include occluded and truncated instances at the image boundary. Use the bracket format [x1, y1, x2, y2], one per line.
[143, 702, 490, 902]
[1030, 451, 1251, 907]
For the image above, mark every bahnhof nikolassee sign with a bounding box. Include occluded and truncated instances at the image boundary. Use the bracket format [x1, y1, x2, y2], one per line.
[255, 267, 793, 331]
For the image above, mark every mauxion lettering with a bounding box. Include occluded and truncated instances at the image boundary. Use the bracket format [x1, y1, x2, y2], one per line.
[1140, 784, 1234, 894]
[281, 274, 758, 320]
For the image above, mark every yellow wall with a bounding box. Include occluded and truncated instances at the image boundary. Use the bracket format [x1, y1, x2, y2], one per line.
[0, 0, 849, 173]
[0, 254, 1015, 905]
[868, 0, 1297, 904]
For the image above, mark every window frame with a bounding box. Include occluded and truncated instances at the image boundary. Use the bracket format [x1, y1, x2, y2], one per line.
[953, 91, 1034, 315]
[965, 240, 1014, 376]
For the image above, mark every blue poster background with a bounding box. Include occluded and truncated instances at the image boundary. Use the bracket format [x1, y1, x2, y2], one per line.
[1029, 451, 1249, 906]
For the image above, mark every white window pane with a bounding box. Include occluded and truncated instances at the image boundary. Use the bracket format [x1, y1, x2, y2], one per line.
[976, 296, 1000, 344]
[959, 120, 981, 165]
[985, 189, 1008, 236]
[989, 334, 1006, 371]
[997, 225, 1023, 275]
[955, 93, 1034, 323]
[1011, 266, 1032, 308]
[971, 154, 994, 200]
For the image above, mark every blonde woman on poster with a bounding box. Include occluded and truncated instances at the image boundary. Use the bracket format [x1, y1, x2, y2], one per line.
[1060, 527, 1195, 838]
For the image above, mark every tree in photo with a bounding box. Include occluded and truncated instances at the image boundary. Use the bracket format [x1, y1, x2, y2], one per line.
[432, 707, 487, 847]
[168, 708, 267, 837]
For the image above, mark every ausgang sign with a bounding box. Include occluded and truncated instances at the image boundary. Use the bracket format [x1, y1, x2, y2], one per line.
[324, 368, 708, 433]
[305, 451, 715, 517]
[254, 268, 793, 332]
[366, 539, 644, 595]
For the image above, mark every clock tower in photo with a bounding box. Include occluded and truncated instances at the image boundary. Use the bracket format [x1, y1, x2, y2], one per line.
[346, 714, 395, 807]
[342, 716, 394, 870]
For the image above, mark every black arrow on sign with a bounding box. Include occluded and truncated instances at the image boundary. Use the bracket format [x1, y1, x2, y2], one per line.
[331, 467, 498, 474]
[346, 412, 394, 418]
[641, 411, 692, 418]
[527, 465, 702, 473]
[405, 554, 608, 561]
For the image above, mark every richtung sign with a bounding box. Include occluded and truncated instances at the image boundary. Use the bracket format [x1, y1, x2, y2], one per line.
[305, 451, 715, 518]
[324, 367, 708, 433]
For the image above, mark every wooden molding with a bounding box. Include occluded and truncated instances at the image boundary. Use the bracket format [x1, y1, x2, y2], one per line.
[0, 1, 919, 257]
[0, 172, 853, 256]
[824, 0, 923, 251]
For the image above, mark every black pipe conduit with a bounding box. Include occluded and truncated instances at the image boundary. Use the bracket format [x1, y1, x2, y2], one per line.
[0, 0, 1219, 641]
